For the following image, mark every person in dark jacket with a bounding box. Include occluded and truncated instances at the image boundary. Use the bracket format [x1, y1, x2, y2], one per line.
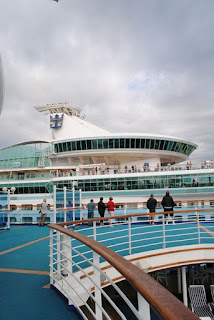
[98, 197, 106, 226]
[147, 194, 157, 225]
[87, 199, 95, 226]
[161, 191, 176, 224]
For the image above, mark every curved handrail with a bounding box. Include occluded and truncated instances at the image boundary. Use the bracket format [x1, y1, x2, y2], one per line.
[56, 207, 214, 226]
[49, 223, 199, 320]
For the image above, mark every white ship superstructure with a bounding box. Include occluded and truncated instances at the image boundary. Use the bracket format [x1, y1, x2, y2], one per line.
[0, 103, 214, 216]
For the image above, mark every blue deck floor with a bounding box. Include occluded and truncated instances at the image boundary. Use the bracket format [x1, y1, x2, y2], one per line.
[0, 226, 80, 320]
[1, 223, 214, 320]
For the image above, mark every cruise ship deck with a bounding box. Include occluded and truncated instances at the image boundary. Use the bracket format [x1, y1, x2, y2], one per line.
[1, 210, 214, 319]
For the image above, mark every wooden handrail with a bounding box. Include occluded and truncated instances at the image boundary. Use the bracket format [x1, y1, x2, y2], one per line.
[56, 208, 214, 226]
[48, 223, 199, 320]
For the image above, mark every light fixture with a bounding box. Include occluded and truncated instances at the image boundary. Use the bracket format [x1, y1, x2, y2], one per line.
[2, 187, 7, 193]
[10, 187, 16, 194]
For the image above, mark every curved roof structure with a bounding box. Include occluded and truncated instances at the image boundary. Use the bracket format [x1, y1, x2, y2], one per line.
[0, 55, 4, 114]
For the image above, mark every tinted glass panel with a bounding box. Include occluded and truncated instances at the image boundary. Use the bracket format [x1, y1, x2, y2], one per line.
[86, 140, 92, 149]
[125, 139, 130, 148]
[114, 139, 119, 148]
[120, 139, 125, 148]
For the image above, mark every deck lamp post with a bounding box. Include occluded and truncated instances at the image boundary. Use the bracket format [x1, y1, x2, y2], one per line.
[1, 187, 15, 229]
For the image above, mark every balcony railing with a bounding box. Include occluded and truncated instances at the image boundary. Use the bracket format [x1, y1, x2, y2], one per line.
[48, 220, 200, 320]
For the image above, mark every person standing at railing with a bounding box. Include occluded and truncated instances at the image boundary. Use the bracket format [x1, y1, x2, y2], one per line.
[39, 199, 48, 226]
[98, 197, 106, 226]
[87, 199, 95, 226]
[161, 191, 176, 224]
[107, 196, 115, 227]
[147, 194, 157, 225]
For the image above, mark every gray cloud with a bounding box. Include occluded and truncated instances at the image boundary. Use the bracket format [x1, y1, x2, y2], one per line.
[0, 0, 214, 162]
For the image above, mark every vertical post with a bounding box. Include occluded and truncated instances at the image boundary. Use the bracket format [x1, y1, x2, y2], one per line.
[72, 186, 75, 222]
[7, 189, 10, 229]
[93, 220, 97, 240]
[61, 233, 69, 276]
[128, 217, 132, 255]
[57, 231, 61, 275]
[162, 214, 166, 249]
[196, 207, 200, 244]
[137, 292, 150, 320]
[50, 229, 54, 285]
[124, 204, 127, 215]
[93, 251, 102, 319]
[53, 185, 57, 224]
[181, 266, 188, 307]
[63, 186, 67, 227]
[79, 189, 83, 220]
[177, 267, 182, 293]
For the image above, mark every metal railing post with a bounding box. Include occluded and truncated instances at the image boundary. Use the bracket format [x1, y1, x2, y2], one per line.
[7, 189, 10, 229]
[53, 185, 57, 224]
[63, 186, 67, 227]
[128, 217, 132, 255]
[50, 229, 54, 285]
[137, 292, 150, 320]
[181, 266, 188, 307]
[93, 251, 102, 319]
[162, 214, 166, 249]
[124, 204, 127, 215]
[196, 207, 200, 244]
[57, 231, 61, 274]
[93, 220, 97, 241]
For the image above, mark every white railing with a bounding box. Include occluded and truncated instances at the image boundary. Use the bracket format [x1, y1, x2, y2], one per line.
[56, 209, 214, 268]
[49, 223, 199, 320]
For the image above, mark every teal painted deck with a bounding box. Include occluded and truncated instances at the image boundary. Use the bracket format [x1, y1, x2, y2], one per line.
[1, 222, 214, 320]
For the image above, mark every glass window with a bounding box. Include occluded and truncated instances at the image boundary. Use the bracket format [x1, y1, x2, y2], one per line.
[72, 141, 77, 151]
[58, 143, 63, 152]
[150, 139, 154, 149]
[103, 139, 108, 149]
[136, 139, 140, 148]
[140, 139, 145, 148]
[159, 140, 165, 150]
[92, 140, 98, 149]
[125, 139, 130, 148]
[131, 139, 135, 148]
[86, 140, 92, 150]
[62, 142, 67, 152]
[109, 139, 114, 149]
[76, 141, 81, 150]
[163, 140, 168, 150]
[145, 139, 150, 149]
[81, 140, 86, 150]
[67, 142, 72, 151]
[120, 139, 125, 148]
[171, 142, 177, 152]
[97, 139, 103, 149]
[54, 144, 58, 153]
[154, 140, 160, 149]
[114, 139, 119, 148]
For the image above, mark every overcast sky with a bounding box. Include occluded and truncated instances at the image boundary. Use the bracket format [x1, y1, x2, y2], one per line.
[0, 0, 214, 161]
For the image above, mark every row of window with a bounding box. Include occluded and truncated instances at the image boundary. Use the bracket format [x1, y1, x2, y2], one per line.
[56, 173, 214, 192]
[2, 172, 213, 194]
[54, 138, 196, 156]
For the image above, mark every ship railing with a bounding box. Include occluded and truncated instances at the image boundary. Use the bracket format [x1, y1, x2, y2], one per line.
[0, 209, 10, 230]
[51, 162, 214, 178]
[48, 222, 199, 320]
[55, 208, 214, 260]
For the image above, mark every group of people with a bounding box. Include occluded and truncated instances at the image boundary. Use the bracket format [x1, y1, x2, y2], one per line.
[87, 191, 176, 227]
[147, 191, 176, 224]
[87, 197, 115, 227]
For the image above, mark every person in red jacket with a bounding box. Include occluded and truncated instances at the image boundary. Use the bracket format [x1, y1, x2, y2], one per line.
[107, 196, 115, 227]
